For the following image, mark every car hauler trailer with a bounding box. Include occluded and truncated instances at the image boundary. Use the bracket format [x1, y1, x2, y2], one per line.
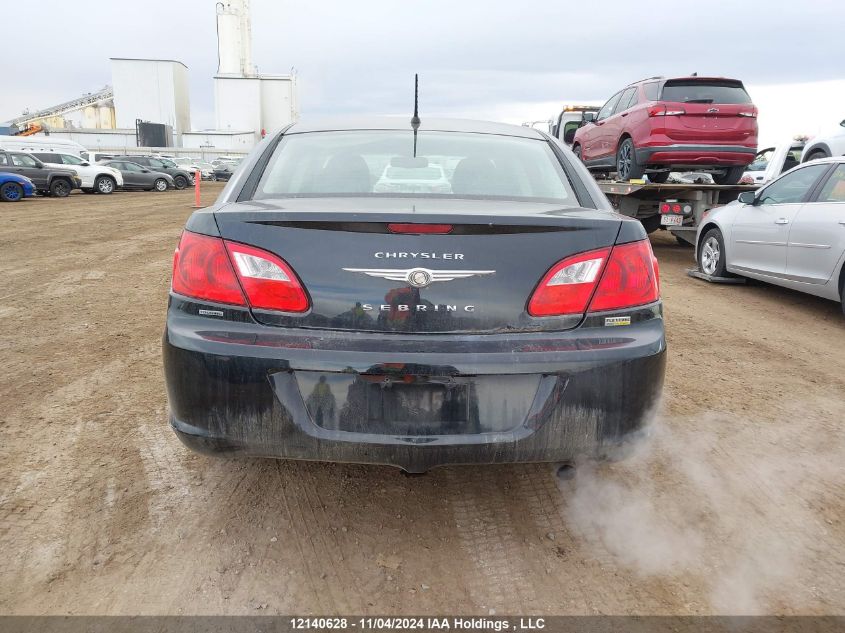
[597, 180, 759, 245]
[584, 138, 812, 244]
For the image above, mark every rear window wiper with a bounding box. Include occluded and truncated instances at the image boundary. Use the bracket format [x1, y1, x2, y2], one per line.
[684, 99, 715, 103]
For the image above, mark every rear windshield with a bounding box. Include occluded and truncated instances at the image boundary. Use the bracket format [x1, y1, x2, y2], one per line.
[253, 130, 576, 203]
[660, 80, 751, 104]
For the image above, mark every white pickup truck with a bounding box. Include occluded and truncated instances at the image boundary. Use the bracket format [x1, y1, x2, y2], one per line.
[742, 138, 806, 185]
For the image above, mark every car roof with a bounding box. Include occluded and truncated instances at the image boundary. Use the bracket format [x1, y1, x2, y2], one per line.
[285, 117, 545, 139]
[626, 75, 743, 87]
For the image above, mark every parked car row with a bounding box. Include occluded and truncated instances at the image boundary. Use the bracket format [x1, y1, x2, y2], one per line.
[0, 149, 81, 198]
[0, 136, 244, 197]
[0, 147, 245, 201]
[83, 152, 243, 182]
[0, 151, 244, 202]
[0, 151, 183, 201]
[29, 151, 124, 194]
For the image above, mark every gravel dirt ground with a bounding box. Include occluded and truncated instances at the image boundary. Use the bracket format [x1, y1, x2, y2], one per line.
[1, 184, 843, 615]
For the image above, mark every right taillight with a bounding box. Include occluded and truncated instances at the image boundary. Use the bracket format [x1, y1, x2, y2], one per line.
[527, 247, 611, 317]
[225, 240, 309, 312]
[527, 240, 659, 317]
[171, 231, 309, 313]
[589, 240, 660, 312]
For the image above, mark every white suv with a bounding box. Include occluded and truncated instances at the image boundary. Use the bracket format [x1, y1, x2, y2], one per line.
[30, 151, 124, 194]
[802, 119, 845, 162]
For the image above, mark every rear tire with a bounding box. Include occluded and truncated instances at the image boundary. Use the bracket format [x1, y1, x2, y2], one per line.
[95, 175, 115, 194]
[0, 182, 24, 202]
[640, 214, 662, 234]
[616, 138, 645, 181]
[154, 178, 168, 192]
[698, 228, 729, 277]
[573, 144, 583, 162]
[713, 166, 745, 185]
[840, 274, 845, 318]
[49, 179, 72, 198]
[173, 175, 188, 190]
[804, 149, 829, 163]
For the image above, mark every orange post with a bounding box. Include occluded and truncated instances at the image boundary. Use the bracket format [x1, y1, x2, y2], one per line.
[193, 169, 202, 207]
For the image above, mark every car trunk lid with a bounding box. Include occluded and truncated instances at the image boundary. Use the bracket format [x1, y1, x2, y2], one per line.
[213, 198, 625, 334]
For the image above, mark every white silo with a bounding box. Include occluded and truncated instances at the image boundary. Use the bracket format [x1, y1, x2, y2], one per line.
[216, 0, 256, 77]
[213, 0, 298, 139]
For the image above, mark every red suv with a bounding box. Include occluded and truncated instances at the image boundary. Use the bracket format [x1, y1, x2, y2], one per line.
[572, 76, 758, 184]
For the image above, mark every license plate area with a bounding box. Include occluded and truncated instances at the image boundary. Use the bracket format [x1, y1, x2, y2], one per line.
[294, 371, 542, 436]
[660, 214, 683, 226]
[364, 378, 469, 430]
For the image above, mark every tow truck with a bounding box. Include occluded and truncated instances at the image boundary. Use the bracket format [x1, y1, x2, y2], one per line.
[549, 105, 600, 147]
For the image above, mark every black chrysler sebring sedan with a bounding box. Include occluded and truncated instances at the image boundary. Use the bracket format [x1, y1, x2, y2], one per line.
[163, 117, 666, 472]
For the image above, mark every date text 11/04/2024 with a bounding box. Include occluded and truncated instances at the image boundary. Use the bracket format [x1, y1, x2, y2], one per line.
[289, 617, 547, 631]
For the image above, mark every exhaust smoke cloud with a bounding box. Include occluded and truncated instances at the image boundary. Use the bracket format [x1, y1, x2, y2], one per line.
[560, 402, 845, 614]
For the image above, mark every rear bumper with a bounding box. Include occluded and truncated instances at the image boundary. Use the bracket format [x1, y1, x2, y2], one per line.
[163, 303, 666, 472]
[637, 144, 756, 166]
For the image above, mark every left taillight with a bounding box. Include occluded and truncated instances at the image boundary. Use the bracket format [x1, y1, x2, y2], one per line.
[172, 232, 246, 306]
[171, 231, 309, 313]
[527, 239, 660, 317]
[648, 105, 686, 117]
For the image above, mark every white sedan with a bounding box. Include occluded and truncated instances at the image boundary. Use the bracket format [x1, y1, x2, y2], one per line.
[696, 157, 845, 316]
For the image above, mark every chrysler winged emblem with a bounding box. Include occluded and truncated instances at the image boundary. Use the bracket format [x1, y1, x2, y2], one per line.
[342, 267, 495, 288]
[707, 107, 720, 113]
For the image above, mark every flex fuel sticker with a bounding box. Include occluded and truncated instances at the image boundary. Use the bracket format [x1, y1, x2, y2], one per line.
[605, 316, 631, 327]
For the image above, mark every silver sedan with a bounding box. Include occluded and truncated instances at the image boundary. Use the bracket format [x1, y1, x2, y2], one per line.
[696, 156, 845, 316]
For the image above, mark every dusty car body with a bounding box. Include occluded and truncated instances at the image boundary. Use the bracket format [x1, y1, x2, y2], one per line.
[163, 117, 666, 472]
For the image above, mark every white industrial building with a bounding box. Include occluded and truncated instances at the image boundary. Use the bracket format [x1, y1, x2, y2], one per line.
[2, 0, 298, 155]
[110, 58, 192, 143]
[214, 74, 297, 136]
